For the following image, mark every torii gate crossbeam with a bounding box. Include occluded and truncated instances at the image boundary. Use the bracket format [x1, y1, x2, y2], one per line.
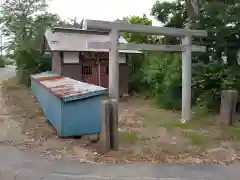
[85, 19, 207, 123]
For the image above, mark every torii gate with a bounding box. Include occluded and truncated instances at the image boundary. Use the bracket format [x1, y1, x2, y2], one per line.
[85, 19, 207, 123]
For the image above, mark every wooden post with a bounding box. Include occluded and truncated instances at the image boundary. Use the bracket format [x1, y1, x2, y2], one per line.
[100, 100, 111, 153]
[97, 55, 101, 86]
[109, 29, 119, 101]
[181, 36, 192, 122]
[109, 99, 119, 150]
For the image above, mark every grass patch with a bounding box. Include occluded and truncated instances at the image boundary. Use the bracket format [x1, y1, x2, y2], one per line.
[3, 77, 29, 100]
[230, 128, 240, 137]
[157, 120, 198, 129]
[120, 132, 147, 143]
[3, 77, 23, 89]
[184, 131, 210, 146]
[137, 103, 216, 131]
[192, 105, 211, 121]
[220, 126, 240, 140]
[138, 109, 200, 129]
[2, 77, 40, 118]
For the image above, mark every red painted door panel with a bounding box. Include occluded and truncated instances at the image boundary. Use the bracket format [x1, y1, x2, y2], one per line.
[100, 61, 108, 88]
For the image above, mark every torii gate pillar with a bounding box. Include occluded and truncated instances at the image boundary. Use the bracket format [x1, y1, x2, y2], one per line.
[181, 36, 192, 122]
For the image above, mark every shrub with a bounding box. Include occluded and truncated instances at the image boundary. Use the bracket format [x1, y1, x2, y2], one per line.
[128, 52, 238, 112]
[0, 58, 5, 67]
[15, 49, 51, 86]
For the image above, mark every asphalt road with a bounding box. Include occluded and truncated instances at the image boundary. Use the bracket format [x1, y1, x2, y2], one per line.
[0, 66, 240, 179]
[0, 144, 239, 180]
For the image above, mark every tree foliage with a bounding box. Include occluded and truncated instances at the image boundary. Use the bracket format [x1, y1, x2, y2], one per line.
[0, 0, 57, 50]
[120, 15, 153, 92]
[121, 15, 152, 43]
[126, 0, 240, 111]
[0, 0, 60, 84]
[1, 0, 240, 112]
[59, 17, 85, 28]
[0, 58, 5, 67]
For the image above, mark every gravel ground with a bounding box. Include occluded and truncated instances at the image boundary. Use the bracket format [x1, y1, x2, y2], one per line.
[1, 67, 240, 179]
[1, 66, 240, 165]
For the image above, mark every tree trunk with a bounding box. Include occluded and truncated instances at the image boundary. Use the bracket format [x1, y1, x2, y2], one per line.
[185, 0, 200, 19]
[185, 0, 201, 29]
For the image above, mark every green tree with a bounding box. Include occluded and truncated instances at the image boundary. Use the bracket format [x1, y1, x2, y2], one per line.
[121, 14, 152, 43]
[0, 0, 60, 52]
[0, 44, 4, 67]
[124, 0, 240, 110]
[0, 0, 60, 84]
[150, 0, 240, 110]
[0, 58, 4, 67]
[59, 17, 85, 28]
[118, 15, 153, 92]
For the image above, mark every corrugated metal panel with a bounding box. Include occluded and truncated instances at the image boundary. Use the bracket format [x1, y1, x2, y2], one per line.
[31, 71, 58, 79]
[31, 72, 106, 102]
[44, 29, 142, 54]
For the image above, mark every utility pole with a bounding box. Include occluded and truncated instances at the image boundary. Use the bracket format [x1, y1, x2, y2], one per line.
[0, 31, 4, 67]
[1, 33, 2, 60]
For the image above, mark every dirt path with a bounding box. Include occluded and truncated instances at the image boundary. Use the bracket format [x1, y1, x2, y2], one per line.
[1, 68, 240, 164]
[0, 70, 98, 162]
[0, 70, 240, 178]
[0, 67, 26, 143]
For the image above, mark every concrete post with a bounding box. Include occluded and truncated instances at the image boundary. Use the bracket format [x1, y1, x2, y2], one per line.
[109, 29, 119, 101]
[231, 91, 238, 125]
[220, 90, 238, 125]
[100, 100, 111, 153]
[109, 99, 119, 150]
[181, 36, 192, 122]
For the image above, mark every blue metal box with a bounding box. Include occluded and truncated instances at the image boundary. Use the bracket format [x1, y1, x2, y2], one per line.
[30, 72, 107, 137]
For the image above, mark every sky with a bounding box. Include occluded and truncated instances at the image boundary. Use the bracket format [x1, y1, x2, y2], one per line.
[0, 0, 162, 50]
[48, 0, 161, 26]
